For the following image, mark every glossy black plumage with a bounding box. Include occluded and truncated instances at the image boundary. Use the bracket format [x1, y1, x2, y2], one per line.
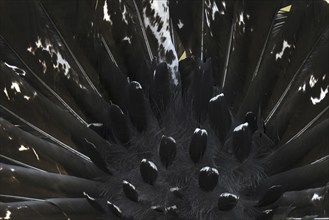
[0, 0, 328, 219]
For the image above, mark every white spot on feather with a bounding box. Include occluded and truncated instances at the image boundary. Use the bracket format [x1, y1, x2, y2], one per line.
[170, 187, 180, 192]
[238, 12, 245, 26]
[234, 122, 248, 132]
[4, 62, 26, 76]
[168, 136, 176, 143]
[3, 88, 10, 100]
[103, 0, 113, 25]
[54, 52, 70, 77]
[194, 128, 208, 136]
[0, 209, 11, 220]
[263, 209, 273, 214]
[298, 83, 306, 92]
[210, 93, 224, 102]
[87, 123, 103, 128]
[309, 75, 318, 88]
[220, 193, 239, 199]
[39, 60, 47, 74]
[10, 82, 21, 93]
[211, 2, 219, 20]
[122, 5, 129, 24]
[27, 46, 33, 53]
[28, 37, 71, 78]
[18, 145, 29, 151]
[311, 193, 323, 201]
[122, 36, 132, 44]
[131, 81, 142, 89]
[79, 84, 86, 89]
[177, 19, 184, 29]
[200, 166, 219, 175]
[222, 1, 226, 9]
[165, 205, 177, 211]
[310, 86, 328, 105]
[275, 40, 291, 60]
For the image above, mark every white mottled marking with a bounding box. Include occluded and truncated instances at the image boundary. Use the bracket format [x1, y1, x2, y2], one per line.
[309, 75, 318, 88]
[143, 1, 179, 85]
[311, 193, 323, 201]
[275, 40, 291, 60]
[123, 36, 132, 44]
[27, 46, 33, 53]
[28, 37, 71, 78]
[17, 206, 28, 210]
[177, 19, 184, 29]
[298, 83, 306, 92]
[18, 145, 29, 151]
[220, 192, 239, 199]
[1, 209, 11, 220]
[87, 123, 103, 128]
[165, 205, 177, 211]
[212, 2, 219, 20]
[122, 5, 129, 24]
[168, 136, 176, 144]
[234, 122, 248, 132]
[151, 205, 162, 210]
[10, 82, 21, 93]
[131, 81, 142, 90]
[4, 62, 26, 76]
[170, 187, 179, 192]
[55, 52, 70, 77]
[4, 88, 10, 100]
[23, 96, 31, 101]
[40, 60, 47, 74]
[79, 84, 87, 89]
[194, 128, 208, 136]
[209, 93, 224, 102]
[103, 0, 113, 24]
[263, 209, 273, 214]
[200, 166, 219, 175]
[238, 12, 245, 26]
[310, 86, 328, 105]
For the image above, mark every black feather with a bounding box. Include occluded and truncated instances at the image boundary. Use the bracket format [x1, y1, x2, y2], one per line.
[0, 0, 328, 219]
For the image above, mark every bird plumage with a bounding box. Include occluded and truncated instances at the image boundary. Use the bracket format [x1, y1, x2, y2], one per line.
[0, 0, 328, 219]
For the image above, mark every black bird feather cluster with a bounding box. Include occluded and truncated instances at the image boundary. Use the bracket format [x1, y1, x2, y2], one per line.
[0, 0, 328, 219]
